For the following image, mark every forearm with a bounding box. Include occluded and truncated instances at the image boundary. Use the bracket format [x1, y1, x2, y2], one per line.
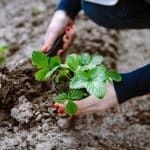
[114, 64, 150, 103]
[56, 0, 82, 19]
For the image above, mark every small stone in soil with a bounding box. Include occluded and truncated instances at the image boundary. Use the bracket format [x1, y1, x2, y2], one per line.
[35, 114, 42, 122]
[57, 118, 71, 129]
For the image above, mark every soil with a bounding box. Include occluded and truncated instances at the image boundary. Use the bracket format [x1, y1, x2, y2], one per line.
[0, 0, 150, 150]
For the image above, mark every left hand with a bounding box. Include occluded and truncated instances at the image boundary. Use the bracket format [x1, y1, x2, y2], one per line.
[42, 10, 75, 56]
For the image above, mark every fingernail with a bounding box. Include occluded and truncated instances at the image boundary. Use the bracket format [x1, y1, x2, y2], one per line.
[42, 45, 48, 52]
[66, 27, 71, 32]
[63, 35, 70, 43]
[58, 108, 65, 114]
[65, 35, 69, 40]
[57, 49, 64, 56]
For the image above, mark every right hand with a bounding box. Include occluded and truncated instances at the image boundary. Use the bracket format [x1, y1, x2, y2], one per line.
[54, 84, 119, 115]
[42, 10, 75, 55]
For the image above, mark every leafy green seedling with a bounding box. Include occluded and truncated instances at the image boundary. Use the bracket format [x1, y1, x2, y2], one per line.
[0, 45, 9, 63]
[32, 51, 122, 116]
[55, 89, 86, 115]
[32, 51, 61, 81]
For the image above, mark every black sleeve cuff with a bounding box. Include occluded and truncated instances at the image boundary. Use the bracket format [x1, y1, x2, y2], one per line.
[56, 0, 81, 19]
[114, 64, 150, 104]
[145, 0, 150, 4]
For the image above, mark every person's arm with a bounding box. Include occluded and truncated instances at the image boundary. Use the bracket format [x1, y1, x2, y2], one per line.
[56, 0, 82, 19]
[114, 64, 150, 103]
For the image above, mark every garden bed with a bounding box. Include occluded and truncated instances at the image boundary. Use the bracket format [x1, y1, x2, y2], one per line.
[0, 0, 149, 149]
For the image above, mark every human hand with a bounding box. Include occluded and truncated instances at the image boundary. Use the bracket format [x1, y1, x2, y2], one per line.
[42, 10, 75, 56]
[54, 84, 119, 115]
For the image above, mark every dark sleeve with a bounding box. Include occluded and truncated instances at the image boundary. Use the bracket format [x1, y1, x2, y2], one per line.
[56, 0, 82, 19]
[114, 64, 150, 104]
[145, 0, 150, 4]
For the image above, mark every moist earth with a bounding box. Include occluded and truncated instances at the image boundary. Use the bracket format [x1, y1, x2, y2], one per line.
[0, 0, 150, 150]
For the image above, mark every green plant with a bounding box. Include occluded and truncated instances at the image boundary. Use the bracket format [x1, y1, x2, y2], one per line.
[32, 51, 122, 116]
[0, 45, 9, 63]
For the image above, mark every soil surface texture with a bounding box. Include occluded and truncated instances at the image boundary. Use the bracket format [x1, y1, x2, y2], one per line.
[0, 0, 150, 150]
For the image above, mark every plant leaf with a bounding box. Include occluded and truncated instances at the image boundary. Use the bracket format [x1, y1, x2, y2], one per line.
[66, 53, 103, 72]
[85, 80, 106, 98]
[70, 74, 85, 89]
[32, 51, 49, 68]
[55, 93, 68, 103]
[66, 54, 80, 72]
[0, 57, 5, 63]
[84, 67, 106, 98]
[80, 53, 91, 65]
[70, 67, 107, 98]
[49, 56, 61, 69]
[68, 90, 84, 100]
[0, 45, 9, 53]
[107, 70, 122, 82]
[65, 101, 78, 116]
[90, 55, 103, 65]
[83, 55, 103, 70]
[35, 68, 49, 81]
[44, 66, 59, 80]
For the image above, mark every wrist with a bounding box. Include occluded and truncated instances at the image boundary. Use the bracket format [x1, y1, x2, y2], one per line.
[47, 10, 69, 35]
[100, 84, 119, 111]
[49, 10, 74, 33]
[54, 10, 73, 23]
[55, 10, 68, 19]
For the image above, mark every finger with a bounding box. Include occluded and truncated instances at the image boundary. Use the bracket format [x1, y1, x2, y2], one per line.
[75, 98, 112, 115]
[57, 108, 65, 114]
[42, 31, 60, 53]
[42, 45, 49, 53]
[56, 102, 96, 116]
[55, 96, 99, 111]
[57, 49, 65, 56]
[75, 95, 100, 110]
[55, 103, 66, 114]
[63, 34, 70, 50]
[54, 103, 64, 109]
[75, 102, 99, 115]
[73, 96, 101, 115]
[63, 34, 70, 43]
[67, 23, 74, 30]
[63, 33, 75, 50]
[53, 103, 60, 110]
[56, 96, 100, 115]
[75, 104, 103, 115]
[65, 26, 73, 34]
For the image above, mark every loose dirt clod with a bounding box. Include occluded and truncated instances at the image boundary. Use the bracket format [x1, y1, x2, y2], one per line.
[11, 96, 33, 124]
[57, 118, 71, 129]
